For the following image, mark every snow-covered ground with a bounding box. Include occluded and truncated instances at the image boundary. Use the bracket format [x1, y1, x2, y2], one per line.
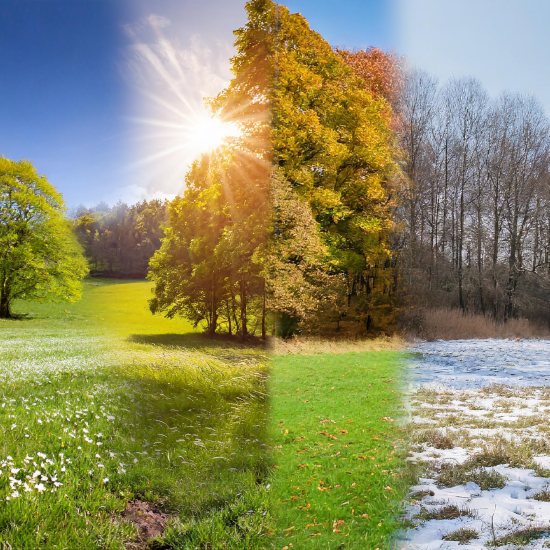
[399, 339, 550, 550]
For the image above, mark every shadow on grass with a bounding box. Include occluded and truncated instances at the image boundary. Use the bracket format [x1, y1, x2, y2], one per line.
[127, 332, 266, 351]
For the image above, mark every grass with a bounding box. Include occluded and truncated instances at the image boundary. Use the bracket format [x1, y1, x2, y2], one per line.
[487, 526, 550, 547]
[268, 351, 410, 549]
[403, 307, 549, 340]
[437, 460, 507, 491]
[442, 527, 479, 544]
[417, 504, 477, 521]
[0, 279, 271, 549]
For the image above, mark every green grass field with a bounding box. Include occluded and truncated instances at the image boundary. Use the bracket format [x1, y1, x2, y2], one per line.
[0, 280, 271, 549]
[269, 352, 410, 550]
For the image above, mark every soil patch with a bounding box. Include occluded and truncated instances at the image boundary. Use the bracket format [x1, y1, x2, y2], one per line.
[123, 500, 171, 547]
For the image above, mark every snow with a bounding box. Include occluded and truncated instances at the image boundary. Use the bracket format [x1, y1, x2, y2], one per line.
[409, 339, 550, 390]
[398, 339, 550, 550]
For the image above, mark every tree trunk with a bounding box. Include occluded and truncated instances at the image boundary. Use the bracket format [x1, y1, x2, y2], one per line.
[261, 289, 266, 340]
[0, 294, 11, 319]
[240, 278, 248, 337]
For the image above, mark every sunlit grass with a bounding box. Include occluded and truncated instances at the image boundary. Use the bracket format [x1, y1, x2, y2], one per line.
[269, 352, 411, 549]
[0, 280, 271, 549]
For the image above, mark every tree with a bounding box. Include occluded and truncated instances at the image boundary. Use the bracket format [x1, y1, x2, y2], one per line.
[148, 0, 271, 338]
[270, 3, 399, 335]
[397, 69, 550, 328]
[73, 199, 169, 278]
[0, 158, 88, 318]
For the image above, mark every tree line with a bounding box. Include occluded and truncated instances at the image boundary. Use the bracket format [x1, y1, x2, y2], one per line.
[72, 200, 169, 278]
[398, 70, 550, 327]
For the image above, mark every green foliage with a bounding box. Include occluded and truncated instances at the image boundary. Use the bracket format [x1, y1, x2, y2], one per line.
[148, 151, 268, 337]
[0, 157, 88, 318]
[149, 1, 272, 338]
[73, 200, 169, 278]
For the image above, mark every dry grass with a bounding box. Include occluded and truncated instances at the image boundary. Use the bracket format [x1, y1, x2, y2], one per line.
[404, 307, 549, 341]
[418, 504, 477, 521]
[437, 461, 507, 490]
[488, 525, 550, 547]
[416, 429, 455, 450]
[269, 334, 405, 355]
[443, 527, 479, 544]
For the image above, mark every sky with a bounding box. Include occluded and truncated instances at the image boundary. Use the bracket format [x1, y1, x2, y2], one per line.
[2, 1, 550, 207]
[0, 0, 246, 208]
[280, 0, 398, 51]
[396, 0, 550, 115]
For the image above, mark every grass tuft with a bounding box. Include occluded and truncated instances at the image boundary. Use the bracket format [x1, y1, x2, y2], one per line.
[443, 527, 479, 544]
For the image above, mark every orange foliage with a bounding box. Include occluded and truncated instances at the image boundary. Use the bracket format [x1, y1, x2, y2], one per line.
[336, 47, 403, 108]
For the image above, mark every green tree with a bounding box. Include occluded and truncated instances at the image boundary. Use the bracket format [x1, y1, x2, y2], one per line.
[149, 0, 271, 338]
[0, 158, 88, 318]
[149, 150, 268, 337]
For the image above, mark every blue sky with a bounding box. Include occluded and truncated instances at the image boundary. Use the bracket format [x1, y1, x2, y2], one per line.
[0, 1, 129, 207]
[0, 0, 246, 208]
[396, 0, 550, 114]
[3, 0, 550, 207]
[281, 0, 397, 51]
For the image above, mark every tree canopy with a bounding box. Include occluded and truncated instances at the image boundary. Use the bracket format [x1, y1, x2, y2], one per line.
[0, 158, 88, 318]
[73, 199, 169, 278]
[270, 3, 400, 335]
[148, 0, 271, 337]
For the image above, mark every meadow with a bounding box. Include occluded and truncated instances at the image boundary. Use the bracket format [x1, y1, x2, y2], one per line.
[269, 351, 411, 550]
[0, 280, 271, 549]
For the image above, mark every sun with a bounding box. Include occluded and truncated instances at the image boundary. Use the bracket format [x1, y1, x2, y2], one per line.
[186, 113, 240, 156]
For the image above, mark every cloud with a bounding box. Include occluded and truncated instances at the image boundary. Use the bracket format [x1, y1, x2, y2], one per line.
[122, 13, 171, 40]
[147, 14, 171, 29]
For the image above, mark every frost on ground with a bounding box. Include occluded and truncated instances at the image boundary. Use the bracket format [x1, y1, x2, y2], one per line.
[398, 339, 550, 550]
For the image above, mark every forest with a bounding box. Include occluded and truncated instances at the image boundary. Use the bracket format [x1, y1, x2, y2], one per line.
[72, 200, 169, 278]
[67, 1, 550, 338]
[398, 71, 550, 329]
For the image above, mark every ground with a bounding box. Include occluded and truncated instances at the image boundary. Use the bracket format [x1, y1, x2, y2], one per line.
[269, 351, 412, 549]
[0, 280, 270, 549]
[399, 339, 550, 550]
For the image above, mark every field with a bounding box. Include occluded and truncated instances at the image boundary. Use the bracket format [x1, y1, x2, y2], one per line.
[401, 339, 550, 549]
[269, 351, 411, 549]
[0, 280, 271, 549]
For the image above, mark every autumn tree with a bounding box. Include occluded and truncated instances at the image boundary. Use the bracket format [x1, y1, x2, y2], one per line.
[0, 158, 88, 318]
[271, 3, 399, 335]
[336, 47, 403, 108]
